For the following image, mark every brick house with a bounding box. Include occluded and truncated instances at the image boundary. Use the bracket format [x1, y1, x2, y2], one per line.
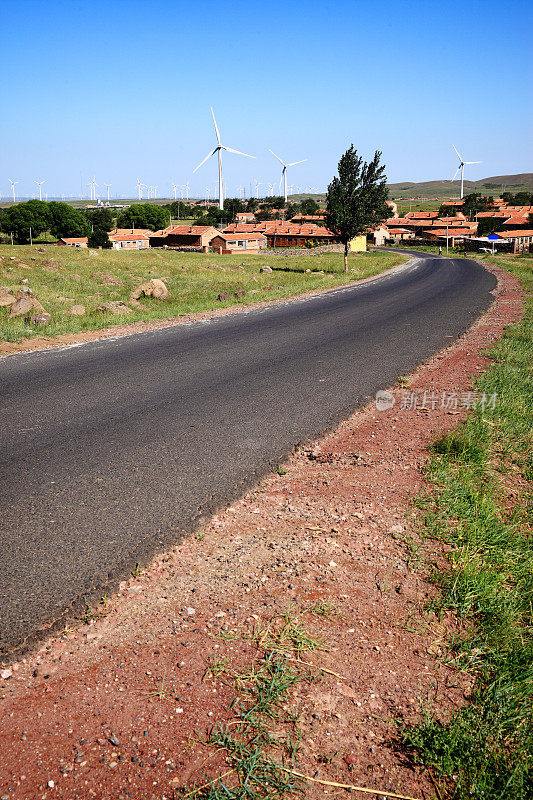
[149, 225, 221, 251]
[108, 232, 150, 250]
[210, 232, 267, 254]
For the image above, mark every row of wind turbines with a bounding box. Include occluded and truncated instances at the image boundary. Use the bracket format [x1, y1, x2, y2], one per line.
[4, 127, 481, 206]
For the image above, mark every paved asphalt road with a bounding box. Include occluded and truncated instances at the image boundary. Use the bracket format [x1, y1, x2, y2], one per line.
[0, 254, 496, 657]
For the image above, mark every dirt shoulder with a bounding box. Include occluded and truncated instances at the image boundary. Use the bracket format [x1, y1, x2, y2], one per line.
[0, 256, 411, 358]
[0, 260, 523, 800]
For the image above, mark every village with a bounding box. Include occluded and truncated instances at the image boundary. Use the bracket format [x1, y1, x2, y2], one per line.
[55, 195, 533, 254]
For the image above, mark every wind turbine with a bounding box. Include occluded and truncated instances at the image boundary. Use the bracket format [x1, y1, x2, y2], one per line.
[8, 179, 18, 203]
[451, 145, 482, 199]
[34, 180, 45, 201]
[104, 183, 111, 202]
[172, 183, 178, 201]
[269, 150, 307, 203]
[193, 107, 255, 210]
[255, 180, 262, 199]
[136, 178, 143, 200]
[184, 181, 190, 202]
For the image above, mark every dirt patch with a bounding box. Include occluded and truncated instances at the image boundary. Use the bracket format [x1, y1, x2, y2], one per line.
[0, 258, 411, 359]
[0, 261, 523, 799]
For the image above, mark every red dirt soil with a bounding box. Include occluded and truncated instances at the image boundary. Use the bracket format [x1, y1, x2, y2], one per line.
[0, 261, 524, 800]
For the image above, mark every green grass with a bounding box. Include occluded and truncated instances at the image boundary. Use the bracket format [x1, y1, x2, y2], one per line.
[401, 254, 533, 799]
[0, 244, 406, 343]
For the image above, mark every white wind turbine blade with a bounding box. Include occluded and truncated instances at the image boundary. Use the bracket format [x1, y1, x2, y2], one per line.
[269, 149, 286, 166]
[464, 161, 482, 165]
[193, 147, 218, 173]
[223, 146, 255, 159]
[279, 174, 284, 192]
[286, 159, 307, 167]
[452, 144, 463, 162]
[210, 107, 221, 145]
[451, 167, 461, 182]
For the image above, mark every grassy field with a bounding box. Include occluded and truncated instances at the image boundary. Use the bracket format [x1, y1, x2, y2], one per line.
[0, 245, 406, 343]
[402, 253, 533, 799]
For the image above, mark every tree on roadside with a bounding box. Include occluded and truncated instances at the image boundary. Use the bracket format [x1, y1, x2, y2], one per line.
[325, 145, 389, 271]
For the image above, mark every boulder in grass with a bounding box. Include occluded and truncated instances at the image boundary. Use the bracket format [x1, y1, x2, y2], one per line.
[217, 292, 230, 302]
[0, 287, 17, 308]
[9, 297, 35, 318]
[68, 304, 86, 316]
[260, 266, 272, 273]
[95, 301, 133, 315]
[129, 279, 170, 308]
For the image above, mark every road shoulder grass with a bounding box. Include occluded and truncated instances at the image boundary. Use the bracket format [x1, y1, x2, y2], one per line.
[401, 254, 533, 800]
[0, 245, 406, 344]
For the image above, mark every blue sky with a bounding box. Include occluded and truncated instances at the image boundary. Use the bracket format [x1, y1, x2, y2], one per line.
[1, 0, 532, 199]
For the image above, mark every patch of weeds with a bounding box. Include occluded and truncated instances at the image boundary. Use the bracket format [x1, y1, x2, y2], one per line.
[179, 609, 328, 798]
[147, 668, 168, 700]
[305, 600, 335, 616]
[398, 375, 411, 387]
[273, 464, 289, 476]
[402, 257, 533, 800]
[131, 563, 144, 577]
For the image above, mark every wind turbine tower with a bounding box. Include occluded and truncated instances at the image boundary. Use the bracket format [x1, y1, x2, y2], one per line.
[194, 107, 255, 210]
[8, 179, 19, 203]
[104, 183, 111, 202]
[136, 179, 143, 200]
[34, 180, 45, 201]
[269, 150, 307, 203]
[451, 145, 482, 199]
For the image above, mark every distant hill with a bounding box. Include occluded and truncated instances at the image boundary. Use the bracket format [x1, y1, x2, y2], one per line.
[387, 173, 533, 199]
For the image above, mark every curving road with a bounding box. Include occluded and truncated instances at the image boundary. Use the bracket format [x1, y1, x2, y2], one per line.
[0, 254, 496, 657]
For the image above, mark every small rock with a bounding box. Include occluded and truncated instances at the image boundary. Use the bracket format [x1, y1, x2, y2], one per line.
[92, 272, 123, 286]
[343, 753, 357, 766]
[389, 524, 403, 534]
[27, 312, 51, 326]
[260, 266, 272, 273]
[217, 292, 230, 302]
[186, 607, 195, 616]
[95, 301, 133, 315]
[1, 668, 13, 680]
[19, 277, 29, 285]
[47, 780, 55, 788]
[234, 289, 245, 298]
[109, 734, 120, 746]
[67, 304, 86, 316]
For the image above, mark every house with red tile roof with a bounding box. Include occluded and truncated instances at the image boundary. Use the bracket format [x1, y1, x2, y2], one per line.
[108, 232, 150, 250]
[494, 229, 533, 253]
[210, 232, 267, 254]
[149, 225, 221, 251]
[56, 237, 88, 247]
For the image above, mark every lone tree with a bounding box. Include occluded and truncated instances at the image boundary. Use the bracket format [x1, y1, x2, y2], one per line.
[325, 145, 388, 271]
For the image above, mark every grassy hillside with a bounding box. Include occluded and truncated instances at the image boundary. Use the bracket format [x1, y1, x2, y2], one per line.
[0, 245, 406, 343]
[387, 173, 533, 200]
